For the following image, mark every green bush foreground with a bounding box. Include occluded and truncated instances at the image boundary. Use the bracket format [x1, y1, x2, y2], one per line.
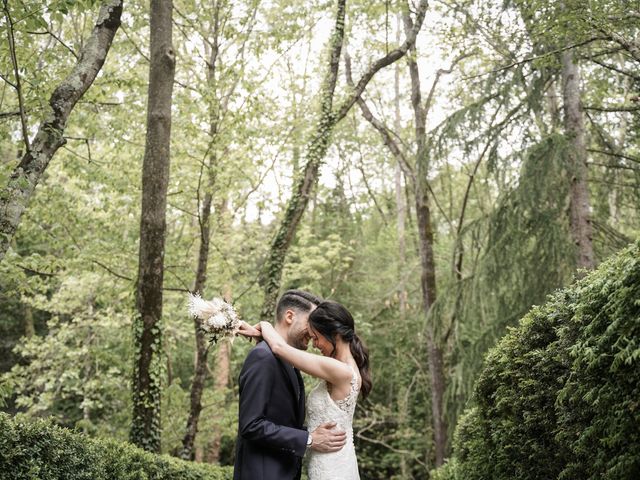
[433, 240, 640, 480]
[0, 413, 233, 480]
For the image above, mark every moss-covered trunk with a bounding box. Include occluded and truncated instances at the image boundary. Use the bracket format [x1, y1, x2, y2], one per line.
[130, 0, 175, 453]
[259, 0, 430, 320]
[0, 0, 123, 261]
[258, 0, 346, 320]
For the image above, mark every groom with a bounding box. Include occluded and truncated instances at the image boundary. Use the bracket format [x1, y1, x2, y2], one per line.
[233, 290, 347, 480]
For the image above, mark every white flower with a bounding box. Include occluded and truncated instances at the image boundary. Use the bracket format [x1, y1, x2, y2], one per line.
[209, 297, 226, 311]
[187, 292, 241, 343]
[206, 313, 228, 330]
[188, 293, 212, 318]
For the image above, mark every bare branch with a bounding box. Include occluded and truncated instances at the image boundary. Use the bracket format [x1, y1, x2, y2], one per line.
[462, 37, 605, 81]
[91, 259, 132, 281]
[334, 0, 429, 121]
[0, 72, 17, 89]
[584, 104, 640, 113]
[584, 55, 640, 81]
[425, 181, 453, 230]
[25, 29, 78, 59]
[424, 53, 473, 118]
[595, 27, 640, 63]
[0, 110, 21, 119]
[3, 0, 30, 153]
[587, 161, 640, 172]
[587, 148, 640, 165]
[344, 50, 414, 182]
[16, 264, 56, 277]
[345, 135, 389, 226]
[120, 24, 150, 63]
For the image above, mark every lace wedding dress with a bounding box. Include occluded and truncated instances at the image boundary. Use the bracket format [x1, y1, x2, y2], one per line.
[306, 365, 361, 480]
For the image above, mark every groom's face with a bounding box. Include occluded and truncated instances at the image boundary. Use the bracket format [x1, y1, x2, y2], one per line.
[286, 307, 315, 350]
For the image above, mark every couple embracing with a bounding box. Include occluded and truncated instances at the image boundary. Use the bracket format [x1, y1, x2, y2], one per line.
[233, 290, 371, 480]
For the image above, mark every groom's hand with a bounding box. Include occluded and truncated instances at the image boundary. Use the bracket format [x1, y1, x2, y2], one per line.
[309, 422, 347, 453]
[237, 321, 262, 341]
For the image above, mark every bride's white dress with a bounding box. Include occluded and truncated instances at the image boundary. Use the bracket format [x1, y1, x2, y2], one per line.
[306, 365, 361, 480]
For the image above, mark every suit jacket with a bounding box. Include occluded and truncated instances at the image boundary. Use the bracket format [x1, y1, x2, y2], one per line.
[233, 341, 308, 480]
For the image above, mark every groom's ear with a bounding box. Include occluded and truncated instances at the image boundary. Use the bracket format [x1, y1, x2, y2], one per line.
[283, 309, 295, 326]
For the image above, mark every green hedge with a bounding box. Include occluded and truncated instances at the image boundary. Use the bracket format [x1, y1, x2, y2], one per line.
[434, 240, 640, 480]
[0, 413, 233, 480]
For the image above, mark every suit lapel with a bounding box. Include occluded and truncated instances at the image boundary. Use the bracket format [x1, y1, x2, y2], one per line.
[294, 367, 305, 425]
[277, 358, 301, 407]
[267, 342, 305, 425]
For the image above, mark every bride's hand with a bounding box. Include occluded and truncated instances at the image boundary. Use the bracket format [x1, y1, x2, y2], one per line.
[237, 320, 262, 340]
[259, 321, 281, 346]
[259, 321, 273, 337]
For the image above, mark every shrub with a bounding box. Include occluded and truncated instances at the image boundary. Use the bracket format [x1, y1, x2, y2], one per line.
[435, 240, 640, 480]
[0, 413, 233, 480]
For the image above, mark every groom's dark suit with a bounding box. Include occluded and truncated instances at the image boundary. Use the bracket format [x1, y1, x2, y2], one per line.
[233, 341, 308, 480]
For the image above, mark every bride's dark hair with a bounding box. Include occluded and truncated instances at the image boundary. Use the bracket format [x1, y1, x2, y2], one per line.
[308, 301, 372, 399]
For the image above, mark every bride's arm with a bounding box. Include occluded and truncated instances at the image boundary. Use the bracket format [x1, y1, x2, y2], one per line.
[237, 321, 262, 339]
[259, 321, 352, 386]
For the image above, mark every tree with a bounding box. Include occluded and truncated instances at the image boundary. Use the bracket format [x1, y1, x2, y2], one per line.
[258, 0, 430, 321]
[0, 0, 123, 261]
[130, 0, 176, 453]
[560, 37, 595, 270]
[177, 0, 260, 460]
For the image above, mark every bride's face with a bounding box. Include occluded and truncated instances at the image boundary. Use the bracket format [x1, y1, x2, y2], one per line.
[308, 326, 333, 357]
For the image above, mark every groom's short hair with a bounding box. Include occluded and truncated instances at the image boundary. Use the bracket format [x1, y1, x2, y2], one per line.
[275, 290, 322, 323]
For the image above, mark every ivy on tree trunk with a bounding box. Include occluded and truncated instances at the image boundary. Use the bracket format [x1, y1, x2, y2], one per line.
[130, 0, 175, 453]
[259, 0, 430, 321]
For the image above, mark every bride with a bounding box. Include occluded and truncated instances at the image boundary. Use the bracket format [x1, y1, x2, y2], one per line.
[243, 301, 371, 480]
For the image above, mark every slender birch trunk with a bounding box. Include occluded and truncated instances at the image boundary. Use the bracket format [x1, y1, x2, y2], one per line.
[180, 184, 214, 460]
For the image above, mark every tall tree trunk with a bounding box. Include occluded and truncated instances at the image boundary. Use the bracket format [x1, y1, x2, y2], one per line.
[415, 150, 446, 466]
[347, 5, 445, 462]
[130, 0, 175, 453]
[403, 9, 447, 465]
[394, 26, 408, 319]
[259, 0, 429, 320]
[0, 0, 122, 261]
[180, 187, 214, 460]
[205, 310, 231, 463]
[393, 19, 410, 478]
[180, 1, 221, 458]
[518, 2, 594, 270]
[560, 49, 595, 270]
[181, 0, 257, 455]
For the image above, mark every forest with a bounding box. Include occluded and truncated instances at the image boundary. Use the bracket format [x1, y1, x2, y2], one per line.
[0, 0, 638, 479]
